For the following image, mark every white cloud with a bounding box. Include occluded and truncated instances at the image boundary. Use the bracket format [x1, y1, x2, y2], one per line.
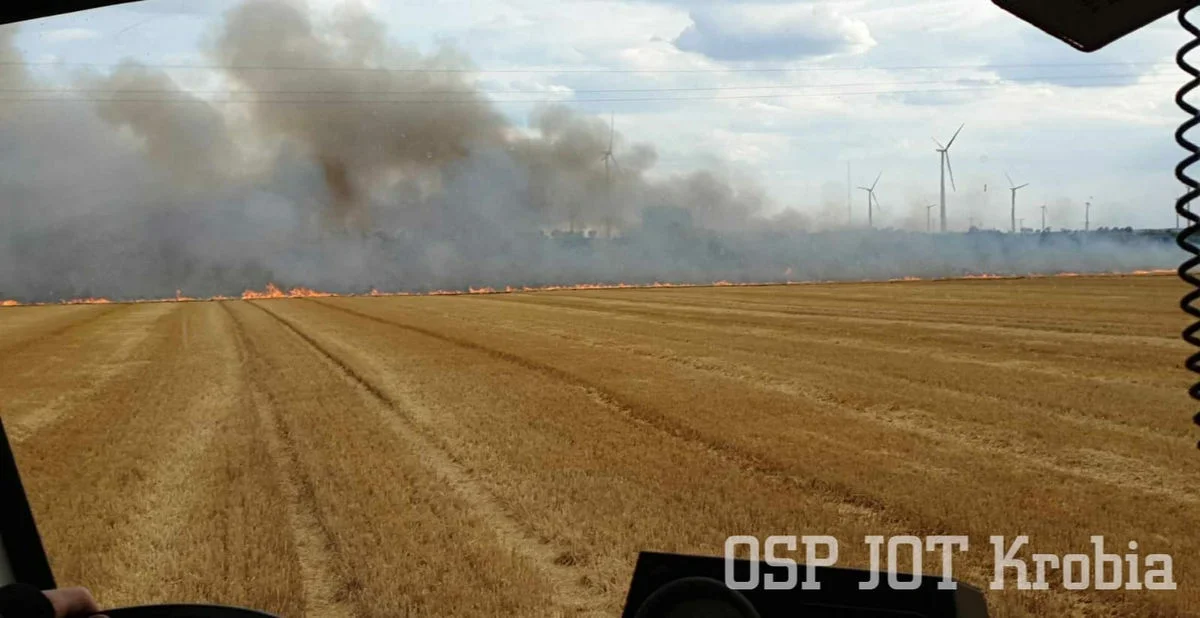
[674, 4, 875, 61]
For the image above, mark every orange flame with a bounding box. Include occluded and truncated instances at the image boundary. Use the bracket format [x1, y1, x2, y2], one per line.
[0, 269, 1180, 308]
[240, 283, 336, 300]
[241, 283, 286, 299]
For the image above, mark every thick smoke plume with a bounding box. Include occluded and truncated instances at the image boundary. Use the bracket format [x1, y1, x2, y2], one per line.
[0, 2, 1180, 302]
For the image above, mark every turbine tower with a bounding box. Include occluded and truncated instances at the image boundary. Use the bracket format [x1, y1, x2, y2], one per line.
[601, 112, 621, 238]
[926, 204, 936, 233]
[857, 172, 882, 229]
[1040, 204, 1048, 232]
[933, 124, 963, 233]
[1005, 173, 1029, 233]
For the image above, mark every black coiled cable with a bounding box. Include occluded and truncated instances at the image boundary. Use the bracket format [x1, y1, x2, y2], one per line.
[1176, 4, 1200, 450]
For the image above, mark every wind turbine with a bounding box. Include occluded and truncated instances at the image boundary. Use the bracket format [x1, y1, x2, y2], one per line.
[857, 172, 882, 229]
[601, 112, 620, 238]
[1040, 204, 1048, 232]
[933, 124, 963, 233]
[926, 204, 936, 233]
[1005, 173, 1029, 233]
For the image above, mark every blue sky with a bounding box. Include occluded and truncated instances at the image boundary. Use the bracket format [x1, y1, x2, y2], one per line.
[5, 0, 1191, 231]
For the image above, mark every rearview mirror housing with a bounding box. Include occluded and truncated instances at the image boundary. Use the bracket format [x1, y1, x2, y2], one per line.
[993, 0, 1186, 52]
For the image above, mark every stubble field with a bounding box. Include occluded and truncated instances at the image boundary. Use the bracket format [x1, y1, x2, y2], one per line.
[1, 275, 1197, 617]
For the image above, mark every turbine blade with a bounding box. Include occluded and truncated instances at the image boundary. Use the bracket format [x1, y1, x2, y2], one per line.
[932, 137, 945, 150]
[946, 153, 957, 191]
[611, 155, 621, 172]
[872, 171, 882, 190]
[946, 123, 964, 149]
[1016, 183, 1029, 190]
[1005, 172, 1014, 187]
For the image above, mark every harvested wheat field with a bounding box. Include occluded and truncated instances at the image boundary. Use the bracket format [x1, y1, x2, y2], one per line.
[1, 274, 1197, 617]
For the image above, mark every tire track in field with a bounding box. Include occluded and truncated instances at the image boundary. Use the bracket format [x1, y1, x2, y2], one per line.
[492, 294, 1176, 377]
[223, 303, 356, 618]
[4, 304, 171, 444]
[0, 305, 123, 355]
[97, 304, 242, 607]
[591, 290, 1168, 337]
[485, 295, 1173, 387]
[487, 293, 1175, 384]
[426, 303, 1200, 506]
[477, 297, 1179, 437]
[248, 300, 608, 617]
[305, 299, 946, 535]
[103, 409, 226, 605]
[513, 293, 1180, 348]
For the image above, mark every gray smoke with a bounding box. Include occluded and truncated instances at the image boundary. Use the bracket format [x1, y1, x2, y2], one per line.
[0, 3, 1181, 302]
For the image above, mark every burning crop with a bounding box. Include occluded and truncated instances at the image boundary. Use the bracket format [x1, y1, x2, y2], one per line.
[0, 269, 1178, 308]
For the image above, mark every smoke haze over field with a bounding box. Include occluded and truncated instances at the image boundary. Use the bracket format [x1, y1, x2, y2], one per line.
[0, 2, 1182, 302]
